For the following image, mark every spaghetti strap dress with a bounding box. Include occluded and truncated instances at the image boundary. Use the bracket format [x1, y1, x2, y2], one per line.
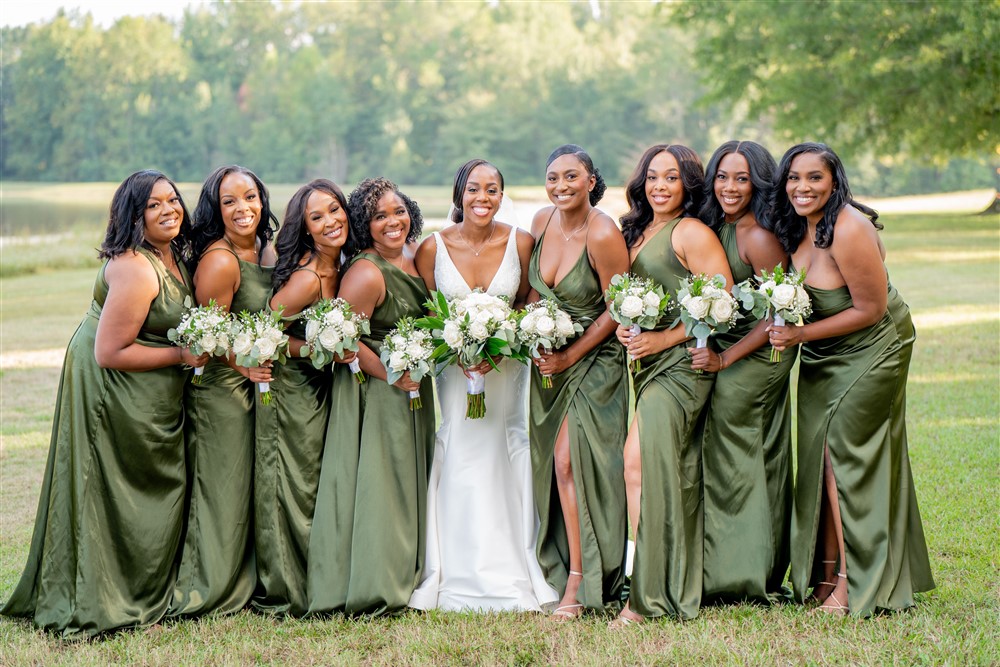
[307, 252, 435, 616]
[701, 221, 795, 601]
[627, 218, 715, 619]
[1, 249, 192, 637]
[527, 225, 629, 612]
[170, 244, 273, 617]
[251, 267, 332, 616]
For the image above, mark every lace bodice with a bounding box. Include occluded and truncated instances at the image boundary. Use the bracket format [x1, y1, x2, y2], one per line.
[433, 227, 520, 301]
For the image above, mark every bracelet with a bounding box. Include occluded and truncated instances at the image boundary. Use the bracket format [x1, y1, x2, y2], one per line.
[177, 346, 184, 364]
[717, 351, 726, 370]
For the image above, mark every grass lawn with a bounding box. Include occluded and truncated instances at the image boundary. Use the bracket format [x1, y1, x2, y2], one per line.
[0, 199, 997, 665]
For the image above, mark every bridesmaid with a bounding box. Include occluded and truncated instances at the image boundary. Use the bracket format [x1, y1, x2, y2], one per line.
[252, 179, 351, 616]
[170, 165, 278, 617]
[528, 145, 631, 619]
[307, 177, 435, 616]
[613, 144, 734, 626]
[768, 143, 934, 616]
[689, 141, 795, 602]
[0, 170, 207, 636]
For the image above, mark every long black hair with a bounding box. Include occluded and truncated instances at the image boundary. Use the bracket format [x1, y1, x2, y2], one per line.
[450, 159, 504, 223]
[546, 144, 607, 206]
[771, 142, 881, 254]
[99, 169, 193, 261]
[189, 165, 278, 266]
[700, 140, 776, 233]
[345, 177, 423, 258]
[272, 179, 350, 292]
[620, 144, 704, 248]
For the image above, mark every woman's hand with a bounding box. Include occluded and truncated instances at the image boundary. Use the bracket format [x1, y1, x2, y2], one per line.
[624, 328, 667, 361]
[688, 347, 725, 372]
[767, 322, 803, 352]
[615, 324, 634, 348]
[393, 370, 421, 393]
[463, 356, 499, 377]
[534, 348, 573, 376]
[334, 350, 358, 364]
[182, 348, 211, 368]
[242, 361, 273, 383]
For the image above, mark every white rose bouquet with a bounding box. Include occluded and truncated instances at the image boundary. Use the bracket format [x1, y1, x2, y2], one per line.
[605, 272, 671, 371]
[379, 316, 435, 410]
[675, 273, 742, 372]
[416, 289, 521, 419]
[300, 298, 371, 382]
[231, 309, 290, 405]
[167, 297, 232, 384]
[516, 299, 584, 388]
[732, 266, 812, 362]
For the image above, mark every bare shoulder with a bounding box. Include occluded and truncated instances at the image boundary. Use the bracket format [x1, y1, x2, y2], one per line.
[261, 243, 278, 266]
[416, 232, 438, 258]
[744, 219, 784, 253]
[832, 206, 880, 247]
[197, 242, 240, 274]
[103, 250, 158, 285]
[514, 227, 535, 252]
[341, 254, 385, 288]
[587, 210, 624, 242]
[676, 216, 716, 242]
[530, 206, 556, 237]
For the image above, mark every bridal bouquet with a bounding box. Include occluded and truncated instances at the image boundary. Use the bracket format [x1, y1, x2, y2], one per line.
[516, 299, 583, 388]
[675, 274, 741, 371]
[231, 309, 290, 405]
[300, 298, 370, 382]
[380, 316, 435, 410]
[733, 266, 812, 362]
[605, 272, 671, 371]
[167, 297, 232, 384]
[417, 289, 520, 419]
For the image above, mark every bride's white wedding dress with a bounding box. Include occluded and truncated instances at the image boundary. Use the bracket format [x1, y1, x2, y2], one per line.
[408, 228, 558, 612]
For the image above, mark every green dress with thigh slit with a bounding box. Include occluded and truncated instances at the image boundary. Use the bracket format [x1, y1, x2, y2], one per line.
[1, 249, 191, 637]
[701, 222, 795, 601]
[170, 246, 272, 617]
[307, 253, 434, 616]
[527, 231, 629, 612]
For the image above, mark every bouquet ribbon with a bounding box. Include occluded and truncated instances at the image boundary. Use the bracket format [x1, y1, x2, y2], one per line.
[466, 370, 486, 419]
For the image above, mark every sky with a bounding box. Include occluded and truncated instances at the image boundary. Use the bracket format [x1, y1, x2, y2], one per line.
[1, 1, 208, 28]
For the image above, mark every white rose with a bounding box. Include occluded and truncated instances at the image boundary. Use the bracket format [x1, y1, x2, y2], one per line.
[536, 314, 555, 336]
[771, 283, 796, 310]
[329, 308, 346, 324]
[341, 320, 358, 339]
[406, 342, 427, 360]
[469, 321, 489, 341]
[265, 327, 285, 343]
[555, 315, 575, 337]
[256, 337, 277, 359]
[216, 332, 230, 350]
[205, 313, 224, 328]
[305, 320, 320, 341]
[683, 295, 710, 320]
[709, 296, 734, 323]
[620, 295, 644, 319]
[232, 332, 253, 356]
[793, 286, 811, 311]
[475, 310, 493, 324]
[643, 292, 661, 310]
[389, 351, 408, 372]
[199, 333, 217, 352]
[391, 334, 407, 349]
[760, 280, 777, 295]
[319, 327, 342, 350]
[443, 321, 463, 348]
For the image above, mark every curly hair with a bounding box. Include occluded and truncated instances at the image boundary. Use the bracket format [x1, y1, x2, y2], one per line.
[99, 169, 193, 261]
[620, 144, 704, 248]
[545, 144, 607, 206]
[345, 177, 423, 258]
[189, 165, 279, 267]
[450, 159, 504, 223]
[699, 140, 776, 234]
[272, 179, 350, 292]
[771, 142, 881, 254]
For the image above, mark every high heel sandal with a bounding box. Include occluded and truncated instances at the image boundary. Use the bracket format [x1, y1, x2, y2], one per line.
[806, 560, 839, 606]
[551, 571, 584, 621]
[812, 572, 849, 616]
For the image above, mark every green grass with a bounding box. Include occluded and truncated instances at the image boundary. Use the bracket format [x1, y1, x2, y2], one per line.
[0, 203, 998, 665]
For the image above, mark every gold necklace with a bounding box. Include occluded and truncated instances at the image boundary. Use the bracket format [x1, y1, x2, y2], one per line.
[558, 209, 594, 242]
[457, 221, 496, 257]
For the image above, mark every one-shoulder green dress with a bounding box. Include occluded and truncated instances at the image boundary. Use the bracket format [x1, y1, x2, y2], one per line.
[527, 229, 629, 612]
[627, 219, 715, 620]
[1, 249, 192, 637]
[252, 269, 332, 616]
[701, 222, 795, 601]
[791, 278, 934, 616]
[170, 245, 272, 617]
[307, 253, 434, 616]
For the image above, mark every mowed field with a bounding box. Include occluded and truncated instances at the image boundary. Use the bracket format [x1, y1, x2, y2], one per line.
[0, 188, 997, 665]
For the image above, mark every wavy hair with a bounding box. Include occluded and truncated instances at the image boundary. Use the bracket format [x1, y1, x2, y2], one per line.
[620, 144, 704, 248]
[99, 169, 193, 261]
[450, 159, 504, 223]
[771, 142, 881, 254]
[545, 144, 607, 206]
[189, 165, 278, 266]
[345, 177, 423, 258]
[272, 179, 350, 292]
[699, 140, 776, 233]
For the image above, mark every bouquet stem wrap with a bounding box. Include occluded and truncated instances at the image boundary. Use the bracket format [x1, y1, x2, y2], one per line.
[258, 381, 272, 405]
[466, 370, 486, 419]
[771, 313, 785, 362]
[541, 346, 554, 389]
[408, 389, 422, 411]
[193, 365, 205, 384]
[348, 358, 365, 383]
[629, 324, 641, 371]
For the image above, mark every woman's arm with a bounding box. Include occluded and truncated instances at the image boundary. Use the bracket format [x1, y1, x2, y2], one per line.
[512, 228, 536, 310]
[270, 269, 322, 357]
[414, 235, 438, 294]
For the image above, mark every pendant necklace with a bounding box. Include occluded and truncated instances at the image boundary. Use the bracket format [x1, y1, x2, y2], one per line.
[458, 221, 496, 257]
[559, 208, 594, 242]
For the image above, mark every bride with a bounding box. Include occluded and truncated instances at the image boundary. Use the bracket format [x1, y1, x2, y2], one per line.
[409, 159, 558, 612]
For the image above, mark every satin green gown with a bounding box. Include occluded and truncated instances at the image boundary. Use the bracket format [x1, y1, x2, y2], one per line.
[791, 278, 934, 616]
[628, 219, 715, 620]
[701, 222, 795, 601]
[307, 253, 435, 616]
[1, 249, 192, 637]
[527, 229, 629, 612]
[252, 269, 332, 616]
[170, 245, 272, 617]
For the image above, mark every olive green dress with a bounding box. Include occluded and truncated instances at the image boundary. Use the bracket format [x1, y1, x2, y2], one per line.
[252, 269, 332, 616]
[791, 277, 934, 616]
[628, 219, 715, 620]
[1, 249, 192, 637]
[307, 253, 434, 616]
[527, 229, 629, 612]
[170, 245, 272, 617]
[701, 222, 795, 601]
